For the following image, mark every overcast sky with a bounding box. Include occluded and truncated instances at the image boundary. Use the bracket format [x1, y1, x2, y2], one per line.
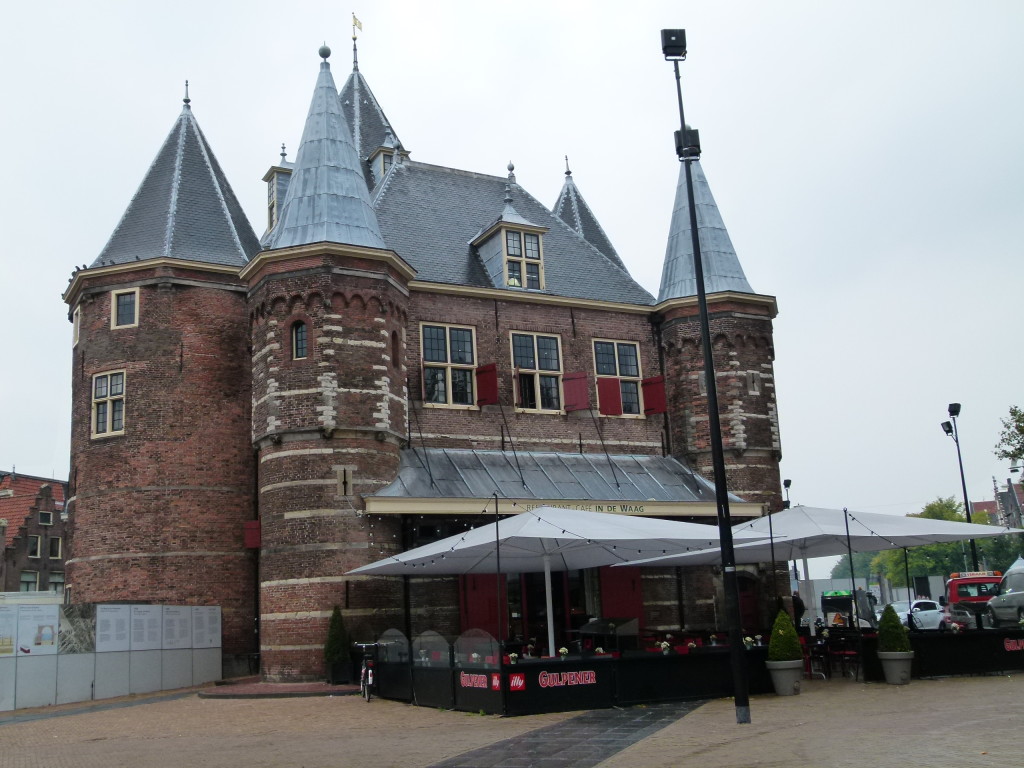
[2, 1, 1022, 577]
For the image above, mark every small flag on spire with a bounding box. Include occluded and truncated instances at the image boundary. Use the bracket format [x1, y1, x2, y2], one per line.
[352, 13, 363, 32]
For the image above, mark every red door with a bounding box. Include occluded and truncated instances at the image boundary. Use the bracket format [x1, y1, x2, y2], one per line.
[459, 574, 508, 638]
[599, 566, 643, 626]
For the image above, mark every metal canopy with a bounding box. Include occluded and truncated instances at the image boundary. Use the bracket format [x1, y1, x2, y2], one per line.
[371, 448, 747, 505]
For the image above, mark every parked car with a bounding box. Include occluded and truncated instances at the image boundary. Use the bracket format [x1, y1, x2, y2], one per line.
[883, 599, 946, 630]
[986, 556, 1024, 628]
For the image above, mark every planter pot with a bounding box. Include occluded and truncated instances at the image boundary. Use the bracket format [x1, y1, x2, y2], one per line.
[877, 651, 914, 685]
[765, 659, 803, 696]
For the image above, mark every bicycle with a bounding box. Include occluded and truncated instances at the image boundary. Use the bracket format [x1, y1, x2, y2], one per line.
[355, 642, 378, 702]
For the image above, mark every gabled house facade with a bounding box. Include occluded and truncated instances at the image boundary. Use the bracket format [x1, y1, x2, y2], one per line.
[63, 44, 784, 680]
[0, 472, 69, 594]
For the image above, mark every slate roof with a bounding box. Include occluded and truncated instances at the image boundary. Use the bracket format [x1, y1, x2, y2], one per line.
[338, 67, 403, 192]
[373, 448, 745, 504]
[267, 58, 386, 251]
[553, 169, 626, 271]
[657, 160, 753, 301]
[374, 161, 655, 305]
[92, 103, 260, 268]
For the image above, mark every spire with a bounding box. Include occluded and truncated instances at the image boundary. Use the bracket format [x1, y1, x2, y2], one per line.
[552, 163, 625, 269]
[91, 97, 260, 268]
[338, 43, 404, 192]
[267, 47, 385, 251]
[657, 160, 753, 301]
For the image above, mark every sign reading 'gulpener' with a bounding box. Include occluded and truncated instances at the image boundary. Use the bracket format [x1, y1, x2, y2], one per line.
[538, 670, 597, 687]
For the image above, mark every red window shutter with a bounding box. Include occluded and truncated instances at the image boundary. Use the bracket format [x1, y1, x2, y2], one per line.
[597, 377, 623, 416]
[562, 372, 590, 412]
[243, 520, 261, 549]
[642, 375, 667, 414]
[476, 363, 499, 406]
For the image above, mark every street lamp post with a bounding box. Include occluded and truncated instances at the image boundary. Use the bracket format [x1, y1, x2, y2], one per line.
[940, 403, 980, 570]
[661, 29, 750, 725]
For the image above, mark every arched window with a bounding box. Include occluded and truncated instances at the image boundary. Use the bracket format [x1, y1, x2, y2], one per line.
[292, 321, 308, 360]
[391, 330, 400, 368]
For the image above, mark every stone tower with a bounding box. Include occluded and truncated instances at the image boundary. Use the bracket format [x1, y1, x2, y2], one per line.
[245, 49, 412, 680]
[62, 96, 261, 656]
[656, 159, 782, 510]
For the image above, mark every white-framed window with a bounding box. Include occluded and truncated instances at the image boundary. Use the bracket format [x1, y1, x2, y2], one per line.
[292, 321, 308, 360]
[28, 536, 41, 559]
[49, 573, 65, 594]
[505, 230, 544, 289]
[19, 571, 38, 592]
[511, 332, 562, 411]
[38, 510, 53, 526]
[49, 537, 62, 559]
[92, 370, 126, 437]
[421, 323, 476, 406]
[267, 179, 277, 230]
[110, 288, 139, 328]
[594, 340, 642, 415]
[73, 305, 81, 346]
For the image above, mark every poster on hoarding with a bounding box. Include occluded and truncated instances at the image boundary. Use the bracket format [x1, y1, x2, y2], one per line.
[0, 605, 17, 657]
[15, 604, 60, 656]
[162, 606, 192, 650]
[130, 605, 162, 651]
[96, 605, 131, 652]
[191, 606, 221, 649]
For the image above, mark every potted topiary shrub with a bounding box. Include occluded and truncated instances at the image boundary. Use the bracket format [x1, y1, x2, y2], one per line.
[876, 603, 913, 685]
[765, 609, 803, 696]
[324, 605, 352, 685]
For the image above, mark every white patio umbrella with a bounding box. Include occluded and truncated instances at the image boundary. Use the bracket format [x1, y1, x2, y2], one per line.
[348, 505, 768, 656]
[623, 505, 1024, 567]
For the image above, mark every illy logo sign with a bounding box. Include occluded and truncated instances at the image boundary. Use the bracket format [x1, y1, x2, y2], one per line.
[509, 672, 526, 691]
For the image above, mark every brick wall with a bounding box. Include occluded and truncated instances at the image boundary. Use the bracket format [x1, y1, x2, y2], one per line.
[249, 249, 409, 680]
[67, 269, 256, 654]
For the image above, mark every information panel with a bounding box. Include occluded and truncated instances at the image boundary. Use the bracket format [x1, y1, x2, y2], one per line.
[191, 606, 222, 649]
[15, 604, 60, 656]
[0, 605, 17, 657]
[162, 606, 192, 650]
[130, 605, 162, 651]
[96, 605, 131, 652]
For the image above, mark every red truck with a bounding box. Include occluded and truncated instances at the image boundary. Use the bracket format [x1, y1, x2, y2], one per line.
[938, 570, 1002, 629]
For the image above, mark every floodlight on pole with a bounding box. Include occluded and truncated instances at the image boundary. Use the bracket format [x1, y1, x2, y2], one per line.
[661, 28, 750, 725]
[940, 403, 979, 571]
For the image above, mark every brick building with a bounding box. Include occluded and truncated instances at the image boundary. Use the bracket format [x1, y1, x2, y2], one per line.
[0, 471, 69, 594]
[63, 45, 783, 680]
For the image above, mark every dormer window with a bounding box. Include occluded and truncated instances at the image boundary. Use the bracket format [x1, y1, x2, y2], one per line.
[505, 230, 543, 289]
[267, 179, 277, 230]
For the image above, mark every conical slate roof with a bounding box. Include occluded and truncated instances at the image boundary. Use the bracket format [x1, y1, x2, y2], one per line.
[92, 103, 260, 268]
[658, 160, 753, 301]
[339, 66, 403, 191]
[266, 53, 386, 251]
[553, 168, 625, 270]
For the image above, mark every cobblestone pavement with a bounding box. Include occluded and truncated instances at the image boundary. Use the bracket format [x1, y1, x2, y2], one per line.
[1, 674, 1021, 768]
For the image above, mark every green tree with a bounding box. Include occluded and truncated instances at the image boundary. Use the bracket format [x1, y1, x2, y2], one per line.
[871, 498, 968, 584]
[994, 405, 1024, 463]
[829, 550, 877, 580]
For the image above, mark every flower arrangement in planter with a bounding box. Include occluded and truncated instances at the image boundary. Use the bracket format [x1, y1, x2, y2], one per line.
[558, 647, 569, 659]
[877, 603, 913, 685]
[755, 634, 763, 646]
[508, 653, 518, 665]
[323, 605, 351, 685]
[525, 643, 536, 658]
[595, 647, 605, 655]
[471, 652, 482, 663]
[709, 634, 718, 646]
[687, 641, 697, 650]
[658, 641, 671, 654]
[743, 636, 754, 650]
[766, 608, 803, 696]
